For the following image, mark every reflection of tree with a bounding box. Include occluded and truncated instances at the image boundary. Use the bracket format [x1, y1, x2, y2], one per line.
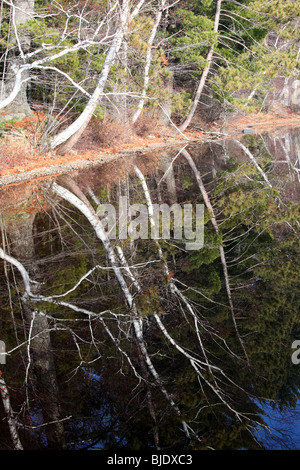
[1, 212, 65, 449]
[0, 134, 299, 450]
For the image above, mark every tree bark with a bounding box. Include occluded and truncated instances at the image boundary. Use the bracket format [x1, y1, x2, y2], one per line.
[0, 371, 23, 450]
[51, 0, 131, 155]
[0, 0, 34, 120]
[132, 0, 167, 123]
[181, 148, 249, 363]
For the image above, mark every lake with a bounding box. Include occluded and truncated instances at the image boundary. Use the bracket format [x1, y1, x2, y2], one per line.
[0, 125, 299, 450]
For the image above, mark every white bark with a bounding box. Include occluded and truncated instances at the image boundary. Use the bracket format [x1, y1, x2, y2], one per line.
[134, 164, 250, 423]
[179, 0, 222, 132]
[234, 140, 272, 188]
[0, 247, 31, 298]
[0, 0, 35, 117]
[0, 373, 23, 450]
[132, 0, 167, 123]
[0, 0, 144, 127]
[52, 179, 193, 439]
[50, 0, 131, 152]
[180, 148, 249, 363]
[0, 40, 98, 112]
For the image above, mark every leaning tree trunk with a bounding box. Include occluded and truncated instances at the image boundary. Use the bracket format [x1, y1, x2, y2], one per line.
[0, 0, 34, 121]
[50, 0, 131, 155]
[179, 0, 222, 132]
[131, 0, 167, 124]
[158, 152, 178, 205]
[181, 148, 249, 364]
[4, 212, 65, 449]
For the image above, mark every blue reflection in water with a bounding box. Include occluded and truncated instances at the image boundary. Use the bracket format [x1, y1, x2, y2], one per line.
[256, 400, 300, 450]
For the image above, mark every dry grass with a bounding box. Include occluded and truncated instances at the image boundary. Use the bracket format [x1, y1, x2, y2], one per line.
[75, 118, 134, 152]
[0, 137, 43, 170]
[95, 118, 134, 145]
[133, 113, 166, 138]
[74, 113, 168, 153]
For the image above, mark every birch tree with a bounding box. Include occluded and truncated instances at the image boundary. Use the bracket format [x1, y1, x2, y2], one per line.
[0, 371, 23, 450]
[131, 0, 167, 123]
[50, 0, 133, 155]
[0, 0, 146, 153]
[178, 0, 222, 132]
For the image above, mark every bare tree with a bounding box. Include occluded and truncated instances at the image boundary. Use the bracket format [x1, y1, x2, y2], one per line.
[0, 0, 146, 153]
[131, 0, 167, 123]
[179, 0, 222, 132]
[0, 0, 35, 120]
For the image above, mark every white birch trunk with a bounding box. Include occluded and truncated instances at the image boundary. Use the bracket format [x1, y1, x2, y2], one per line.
[132, 0, 167, 123]
[0, 373, 23, 450]
[234, 140, 272, 188]
[181, 148, 249, 363]
[50, 0, 131, 154]
[179, 0, 222, 132]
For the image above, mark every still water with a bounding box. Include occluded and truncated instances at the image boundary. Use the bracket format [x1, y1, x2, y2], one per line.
[0, 126, 299, 450]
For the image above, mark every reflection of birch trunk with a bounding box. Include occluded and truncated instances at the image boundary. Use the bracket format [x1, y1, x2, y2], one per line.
[181, 149, 249, 364]
[135, 341, 160, 450]
[134, 165, 250, 423]
[0, 372, 23, 450]
[3, 213, 65, 449]
[179, 0, 222, 132]
[52, 176, 192, 438]
[234, 140, 272, 188]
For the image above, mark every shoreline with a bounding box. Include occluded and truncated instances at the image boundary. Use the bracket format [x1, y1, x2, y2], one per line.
[0, 115, 299, 188]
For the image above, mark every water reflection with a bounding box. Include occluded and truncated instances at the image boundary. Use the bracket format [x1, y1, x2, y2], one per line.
[0, 126, 299, 450]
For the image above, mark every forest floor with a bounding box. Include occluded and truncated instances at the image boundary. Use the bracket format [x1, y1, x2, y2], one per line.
[0, 110, 299, 188]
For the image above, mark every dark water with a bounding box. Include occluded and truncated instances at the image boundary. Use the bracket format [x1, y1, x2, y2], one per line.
[0, 126, 299, 450]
